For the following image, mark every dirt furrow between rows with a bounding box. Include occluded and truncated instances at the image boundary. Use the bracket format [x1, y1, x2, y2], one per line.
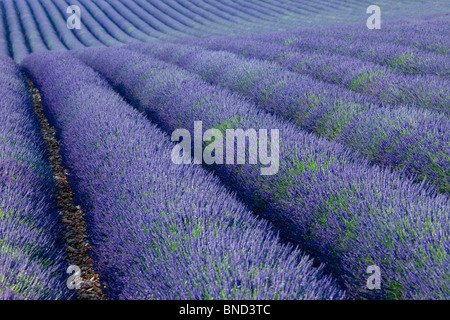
[25, 75, 106, 300]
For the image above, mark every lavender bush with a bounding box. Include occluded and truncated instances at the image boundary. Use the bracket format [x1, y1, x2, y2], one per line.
[104, 0, 175, 40]
[0, 0, 447, 302]
[294, 18, 450, 55]
[1, 1, 448, 62]
[54, 0, 118, 47]
[158, 0, 230, 36]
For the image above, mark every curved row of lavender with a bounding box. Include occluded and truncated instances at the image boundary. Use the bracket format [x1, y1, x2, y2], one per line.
[178, 36, 450, 114]
[15, 0, 49, 54]
[20, 51, 345, 300]
[40, 0, 89, 50]
[53, 0, 127, 47]
[97, 0, 182, 40]
[25, 0, 67, 52]
[313, 18, 450, 55]
[77, 0, 155, 43]
[145, 0, 240, 37]
[231, 23, 450, 79]
[129, 42, 449, 196]
[75, 47, 450, 299]
[0, 4, 8, 56]
[109, 0, 203, 39]
[48, 0, 104, 49]
[1, 0, 30, 63]
[0, 56, 71, 300]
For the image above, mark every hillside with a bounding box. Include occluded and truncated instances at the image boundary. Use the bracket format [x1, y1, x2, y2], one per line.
[0, 0, 450, 61]
[0, 0, 449, 302]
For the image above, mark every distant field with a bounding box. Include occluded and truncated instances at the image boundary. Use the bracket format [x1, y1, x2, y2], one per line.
[0, 1, 449, 301]
[1, 0, 450, 61]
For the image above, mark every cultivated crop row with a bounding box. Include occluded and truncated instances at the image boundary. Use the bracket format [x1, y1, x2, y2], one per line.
[160, 0, 236, 35]
[0, 56, 71, 299]
[2, 0, 30, 62]
[76, 46, 450, 299]
[234, 27, 450, 79]
[301, 18, 450, 55]
[133, 42, 450, 195]
[0, 4, 8, 56]
[181, 37, 450, 114]
[25, 0, 67, 52]
[21, 51, 344, 300]
[120, 0, 208, 38]
[54, 0, 123, 47]
[80, 0, 155, 43]
[49, 0, 104, 48]
[102, 0, 180, 39]
[15, 0, 48, 54]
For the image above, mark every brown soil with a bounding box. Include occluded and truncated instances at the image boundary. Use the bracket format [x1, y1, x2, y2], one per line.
[25, 75, 106, 300]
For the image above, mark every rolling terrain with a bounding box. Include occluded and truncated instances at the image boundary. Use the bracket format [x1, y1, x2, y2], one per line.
[0, 0, 449, 300]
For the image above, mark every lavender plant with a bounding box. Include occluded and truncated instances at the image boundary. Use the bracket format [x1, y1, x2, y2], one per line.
[291, 18, 450, 55]
[53, 0, 117, 47]
[103, 0, 177, 40]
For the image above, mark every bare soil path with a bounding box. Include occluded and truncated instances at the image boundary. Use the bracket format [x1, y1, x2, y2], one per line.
[26, 75, 106, 300]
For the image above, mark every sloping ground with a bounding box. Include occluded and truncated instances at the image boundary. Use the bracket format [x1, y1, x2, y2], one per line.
[0, 0, 450, 61]
[0, 0, 449, 301]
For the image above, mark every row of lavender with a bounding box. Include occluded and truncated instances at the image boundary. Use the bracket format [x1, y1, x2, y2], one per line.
[55, 0, 137, 47]
[132, 42, 449, 195]
[0, 56, 71, 299]
[0, 3, 8, 56]
[179, 37, 450, 114]
[297, 17, 450, 55]
[75, 46, 450, 299]
[1, 0, 30, 62]
[20, 51, 344, 300]
[226, 21, 450, 79]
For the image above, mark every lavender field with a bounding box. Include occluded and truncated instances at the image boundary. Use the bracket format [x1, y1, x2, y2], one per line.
[0, 0, 449, 301]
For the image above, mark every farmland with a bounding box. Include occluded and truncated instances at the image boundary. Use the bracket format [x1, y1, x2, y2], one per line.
[0, 0, 449, 301]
